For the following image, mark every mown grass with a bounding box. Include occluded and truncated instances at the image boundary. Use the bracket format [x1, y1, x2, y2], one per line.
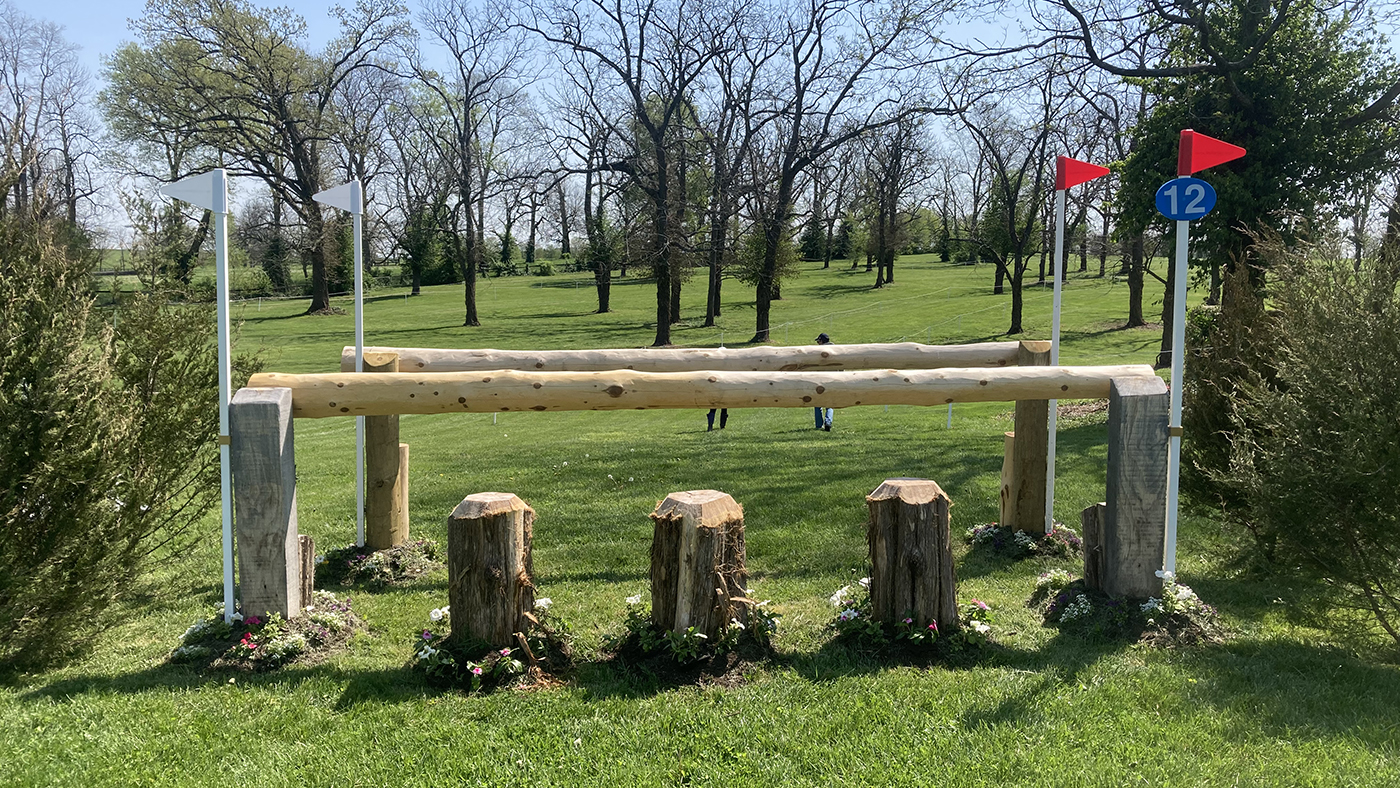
[8, 256, 1400, 787]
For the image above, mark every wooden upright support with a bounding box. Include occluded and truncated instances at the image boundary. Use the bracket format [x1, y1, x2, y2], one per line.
[1007, 340, 1051, 532]
[298, 534, 315, 609]
[1099, 376, 1169, 597]
[446, 493, 536, 647]
[650, 490, 748, 639]
[866, 479, 957, 629]
[364, 351, 410, 550]
[230, 387, 301, 619]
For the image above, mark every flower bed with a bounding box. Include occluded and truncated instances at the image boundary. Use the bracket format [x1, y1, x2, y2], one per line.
[315, 539, 442, 588]
[170, 591, 364, 670]
[965, 523, 1082, 560]
[1031, 570, 1224, 645]
[603, 593, 780, 686]
[410, 596, 573, 691]
[826, 573, 995, 660]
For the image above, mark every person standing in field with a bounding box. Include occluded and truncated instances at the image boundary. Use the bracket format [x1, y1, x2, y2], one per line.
[814, 333, 834, 431]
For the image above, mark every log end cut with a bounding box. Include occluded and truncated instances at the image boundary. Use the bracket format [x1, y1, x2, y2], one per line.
[451, 492, 533, 522]
[866, 478, 947, 506]
[650, 489, 743, 527]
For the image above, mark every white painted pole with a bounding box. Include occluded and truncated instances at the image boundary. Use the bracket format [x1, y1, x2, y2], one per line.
[352, 182, 366, 548]
[1164, 218, 1189, 573]
[1045, 188, 1067, 534]
[212, 170, 235, 623]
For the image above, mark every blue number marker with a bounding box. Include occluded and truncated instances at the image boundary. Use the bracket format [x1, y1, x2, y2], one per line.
[1155, 177, 1217, 221]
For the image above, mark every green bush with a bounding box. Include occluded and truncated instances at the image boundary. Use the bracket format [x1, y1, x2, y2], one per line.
[0, 218, 259, 670]
[1215, 238, 1400, 645]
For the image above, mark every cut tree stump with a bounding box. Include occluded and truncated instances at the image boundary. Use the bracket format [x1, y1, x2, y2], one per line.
[298, 534, 315, 609]
[866, 479, 957, 629]
[649, 490, 748, 639]
[1008, 340, 1051, 533]
[365, 352, 409, 550]
[230, 386, 301, 619]
[446, 492, 536, 647]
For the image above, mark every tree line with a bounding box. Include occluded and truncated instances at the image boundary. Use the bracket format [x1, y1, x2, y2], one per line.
[13, 0, 1400, 356]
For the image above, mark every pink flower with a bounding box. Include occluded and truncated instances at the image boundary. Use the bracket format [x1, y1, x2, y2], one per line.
[928, 620, 939, 632]
[246, 616, 263, 626]
[500, 648, 511, 657]
[472, 666, 483, 676]
[973, 600, 989, 611]
[903, 618, 913, 624]
[422, 630, 433, 640]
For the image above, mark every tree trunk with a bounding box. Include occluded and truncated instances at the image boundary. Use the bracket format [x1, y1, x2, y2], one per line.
[447, 492, 536, 648]
[306, 209, 332, 314]
[1155, 227, 1179, 369]
[558, 183, 571, 256]
[649, 490, 747, 639]
[865, 478, 957, 629]
[1126, 234, 1145, 328]
[1008, 262, 1024, 335]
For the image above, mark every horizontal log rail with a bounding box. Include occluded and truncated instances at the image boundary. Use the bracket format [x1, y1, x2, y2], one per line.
[339, 341, 1030, 373]
[248, 364, 1158, 419]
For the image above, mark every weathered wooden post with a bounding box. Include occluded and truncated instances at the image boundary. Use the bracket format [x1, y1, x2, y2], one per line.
[866, 479, 957, 628]
[998, 432, 1017, 527]
[650, 490, 748, 639]
[230, 387, 301, 619]
[1080, 503, 1106, 591]
[298, 534, 315, 609]
[446, 492, 536, 647]
[1084, 376, 1169, 597]
[364, 351, 410, 550]
[1006, 340, 1051, 532]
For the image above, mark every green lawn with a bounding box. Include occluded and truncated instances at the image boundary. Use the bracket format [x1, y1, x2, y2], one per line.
[9, 256, 1400, 787]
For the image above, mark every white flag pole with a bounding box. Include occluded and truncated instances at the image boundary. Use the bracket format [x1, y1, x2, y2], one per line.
[162, 169, 235, 623]
[1164, 218, 1189, 573]
[313, 180, 366, 546]
[1045, 187, 1067, 534]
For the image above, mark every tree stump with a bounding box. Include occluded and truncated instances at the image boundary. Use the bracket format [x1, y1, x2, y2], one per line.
[866, 478, 957, 629]
[446, 492, 536, 647]
[365, 352, 409, 550]
[649, 490, 748, 639]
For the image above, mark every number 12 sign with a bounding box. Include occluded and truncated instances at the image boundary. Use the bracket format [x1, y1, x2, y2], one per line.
[1155, 176, 1217, 221]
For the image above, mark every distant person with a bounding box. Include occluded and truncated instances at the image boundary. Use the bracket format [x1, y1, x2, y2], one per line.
[814, 333, 834, 431]
[707, 408, 728, 431]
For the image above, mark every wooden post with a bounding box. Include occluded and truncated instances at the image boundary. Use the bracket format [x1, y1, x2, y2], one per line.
[1009, 340, 1051, 532]
[298, 534, 315, 609]
[866, 479, 957, 629]
[446, 492, 535, 647]
[649, 490, 748, 639]
[998, 432, 1016, 527]
[365, 351, 409, 550]
[1080, 503, 1106, 591]
[1103, 376, 1169, 597]
[230, 387, 301, 619]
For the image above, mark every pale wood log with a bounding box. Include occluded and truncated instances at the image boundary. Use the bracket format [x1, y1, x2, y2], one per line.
[1104, 376, 1169, 598]
[298, 534, 315, 609]
[230, 387, 301, 619]
[1009, 341, 1051, 533]
[1081, 503, 1106, 592]
[649, 490, 747, 639]
[342, 341, 1023, 373]
[866, 479, 957, 629]
[364, 352, 408, 550]
[248, 364, 1158, 419]
[446, 492, 535, 647]
[999, 432, 1016, 527]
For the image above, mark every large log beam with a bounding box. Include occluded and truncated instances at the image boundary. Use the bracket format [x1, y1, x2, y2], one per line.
[247, 365, 1158, 419]
[340, 341, 1024, 373]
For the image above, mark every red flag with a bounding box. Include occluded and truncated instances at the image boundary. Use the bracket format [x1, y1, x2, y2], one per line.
[1177, 130, 1246, 176]
[1055, 156, 1111, 190]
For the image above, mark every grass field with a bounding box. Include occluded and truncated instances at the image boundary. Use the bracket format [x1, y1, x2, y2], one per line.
[8, 256, 1400, 786]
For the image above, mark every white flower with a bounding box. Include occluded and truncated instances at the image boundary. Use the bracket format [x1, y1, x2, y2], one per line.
[608, 474, 614, 479]
[693, 633, 708, 639]
[628, 477, 634, 482]
[837, 608, 860, 621]
[230, 612, 244, 624]
[626, 594, 642, 606]
[315, 554, 326, 565]
[1174, 585, 1196, 602]
[829, 585, 853, 607]
[429, 608, 444, 622]
[563, 461, 568, 466]
[1155, 569, 1176, 582]
[304, 605, 315, 613]
[857, 577, 870, 589]
[1141, 598, 1163, 613]
[972, 620, 991, 634]
[535, 597, 553, 611]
